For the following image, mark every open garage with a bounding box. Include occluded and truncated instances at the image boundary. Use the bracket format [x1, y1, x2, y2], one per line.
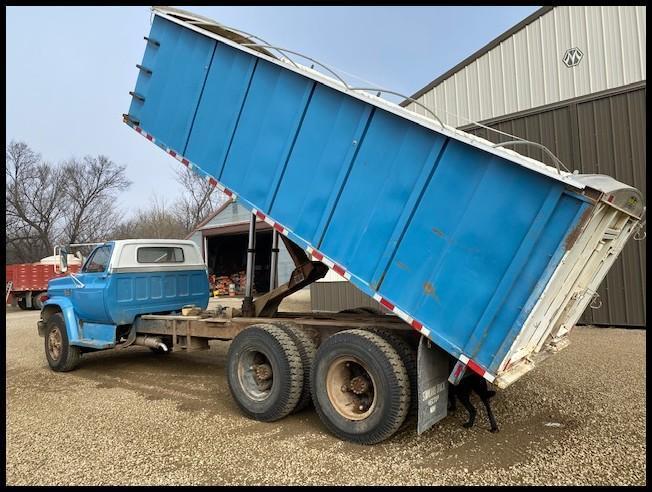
[187, 199, 295, 296]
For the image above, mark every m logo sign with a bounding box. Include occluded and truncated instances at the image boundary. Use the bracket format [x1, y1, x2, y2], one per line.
[562, 47, 584, 68]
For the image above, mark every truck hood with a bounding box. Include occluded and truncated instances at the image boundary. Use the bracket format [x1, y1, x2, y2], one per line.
[48, 275, 76, 292]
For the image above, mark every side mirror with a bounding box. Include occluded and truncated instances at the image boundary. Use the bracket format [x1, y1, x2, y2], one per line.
[59, 247, 69, 273]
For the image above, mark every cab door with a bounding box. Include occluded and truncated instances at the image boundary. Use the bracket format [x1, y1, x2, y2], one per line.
[72, 244, 113, 323]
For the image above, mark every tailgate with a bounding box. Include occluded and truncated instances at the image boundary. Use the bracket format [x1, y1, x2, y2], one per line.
[493, 184, 643, 388]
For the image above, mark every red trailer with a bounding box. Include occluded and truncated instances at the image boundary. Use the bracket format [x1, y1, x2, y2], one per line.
[6, 262, 81, 310]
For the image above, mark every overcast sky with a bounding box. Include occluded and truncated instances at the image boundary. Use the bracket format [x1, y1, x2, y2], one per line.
[6, 5, 539, 218]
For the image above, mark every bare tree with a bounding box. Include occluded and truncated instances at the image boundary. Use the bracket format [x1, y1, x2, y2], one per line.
[5, 141, 132, 264]
[112, 195, 187, 240]
[171, 167, 227, 234]
[60, 155, 131, 243]
[6, 141, 66, 262]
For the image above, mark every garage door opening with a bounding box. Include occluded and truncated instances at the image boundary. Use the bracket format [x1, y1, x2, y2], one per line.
[205, 230, 272, 295]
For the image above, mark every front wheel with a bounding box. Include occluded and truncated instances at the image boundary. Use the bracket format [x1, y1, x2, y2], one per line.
[311, 329, 410, 445]
[44, 313, 81, 372]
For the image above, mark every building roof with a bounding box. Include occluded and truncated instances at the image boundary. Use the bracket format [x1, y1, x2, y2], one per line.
[184, 198, 235, 239]
[399, 6, 553, 107]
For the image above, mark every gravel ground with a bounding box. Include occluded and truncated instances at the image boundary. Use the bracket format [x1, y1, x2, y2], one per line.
[5, 300, 645, 485]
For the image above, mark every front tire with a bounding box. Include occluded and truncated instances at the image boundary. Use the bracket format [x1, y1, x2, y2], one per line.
[44, 313, 81, 372]
[311, 329, 410, 445]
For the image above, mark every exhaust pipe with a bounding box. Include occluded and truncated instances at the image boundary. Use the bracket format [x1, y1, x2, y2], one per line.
[134, 335, 168, 352]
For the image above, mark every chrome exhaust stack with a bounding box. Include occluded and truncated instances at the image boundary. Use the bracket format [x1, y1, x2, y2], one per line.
[134, 335, 168, 352]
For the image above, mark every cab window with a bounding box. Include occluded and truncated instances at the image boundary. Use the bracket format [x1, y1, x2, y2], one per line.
[82, 245, 112, 273]
[137, 246, 185, 263]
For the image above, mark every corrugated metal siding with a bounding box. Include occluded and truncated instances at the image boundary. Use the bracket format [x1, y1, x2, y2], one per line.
[310, 282, 381, 312]
[406, 6, 646, 127]
[462, 84, 646, 327]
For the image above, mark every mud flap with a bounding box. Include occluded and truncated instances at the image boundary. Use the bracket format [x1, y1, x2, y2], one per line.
[417, 336, 449, 435]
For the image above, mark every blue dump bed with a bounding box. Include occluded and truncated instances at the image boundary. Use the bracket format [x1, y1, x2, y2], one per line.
[125, 8, 644, 386]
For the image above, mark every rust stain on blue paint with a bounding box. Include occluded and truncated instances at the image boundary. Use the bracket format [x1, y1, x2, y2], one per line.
[423, 281, 441, 303]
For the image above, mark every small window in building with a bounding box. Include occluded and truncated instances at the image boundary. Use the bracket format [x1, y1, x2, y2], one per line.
[137, 246, 185, 264]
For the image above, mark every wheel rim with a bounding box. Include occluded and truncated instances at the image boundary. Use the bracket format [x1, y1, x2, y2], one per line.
[237, 350, 274, 401]
[48, 327, 62, 361]
[326, 356, 377, 421]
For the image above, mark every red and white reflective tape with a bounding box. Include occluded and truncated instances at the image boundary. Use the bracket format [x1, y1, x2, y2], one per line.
[134, 126, 154, 142]
[372, 291, 495, 384]
[252, 209, 290, 236]
[458, 354, 495, 383]
[131, 124, 237, 199]
[306, 247, 351, 280]
[372, 293, 431, 337]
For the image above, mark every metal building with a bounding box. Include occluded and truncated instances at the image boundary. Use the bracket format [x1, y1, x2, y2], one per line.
[313, 5, 646, 327]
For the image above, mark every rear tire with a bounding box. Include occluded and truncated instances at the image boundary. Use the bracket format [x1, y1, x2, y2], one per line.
[226, 323, 303, 422]
[17, 298, 28, 310]
[274, 321, 318, 413]
[32, 292, 45, 311]
[44, 313, 81, 372]
[311, 329, 409, 445]
[366, 327, 418, 420]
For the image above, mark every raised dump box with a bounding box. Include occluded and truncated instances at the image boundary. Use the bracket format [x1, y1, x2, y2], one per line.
[124, 7, 644, 389]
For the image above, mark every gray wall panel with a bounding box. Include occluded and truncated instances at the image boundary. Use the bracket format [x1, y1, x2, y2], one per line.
[462, 84, 646, 326]
[310, 282, 380, 312]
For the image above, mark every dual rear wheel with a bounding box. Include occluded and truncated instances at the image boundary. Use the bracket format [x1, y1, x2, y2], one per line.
[226, 324, 415, 445]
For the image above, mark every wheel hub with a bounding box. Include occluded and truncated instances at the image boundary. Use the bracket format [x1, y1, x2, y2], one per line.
[48, 328, 62, 361]
[254, 363, 272, 382]
[238, 350, 274, 401]
[349, 375, 370, 395]
[326, 356, 377, 421]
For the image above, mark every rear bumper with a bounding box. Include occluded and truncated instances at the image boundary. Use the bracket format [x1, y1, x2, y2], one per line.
[493, 335, 571, 389]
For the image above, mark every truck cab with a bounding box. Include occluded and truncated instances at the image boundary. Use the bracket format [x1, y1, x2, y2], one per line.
[38, 239, 209, 370]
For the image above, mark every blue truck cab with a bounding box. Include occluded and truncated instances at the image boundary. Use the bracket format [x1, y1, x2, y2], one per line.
[38, 239, 209, 371]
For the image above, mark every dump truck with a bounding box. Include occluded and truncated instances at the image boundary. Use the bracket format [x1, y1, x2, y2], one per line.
[6, 256, 81, 310]
[38, 6, 645, 445]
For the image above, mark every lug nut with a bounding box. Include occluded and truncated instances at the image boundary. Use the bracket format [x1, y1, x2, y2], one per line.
[341, 385, 348, 392]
